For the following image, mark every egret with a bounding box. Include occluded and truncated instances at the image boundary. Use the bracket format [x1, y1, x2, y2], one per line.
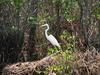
[42, 23, 61, 48]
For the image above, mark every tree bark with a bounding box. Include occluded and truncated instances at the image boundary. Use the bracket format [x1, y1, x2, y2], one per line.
[19, 0, 38, 61]
[78, 0, 100, 50]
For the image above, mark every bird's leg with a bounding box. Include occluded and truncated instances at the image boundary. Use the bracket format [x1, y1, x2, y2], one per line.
[54, 46, 59, 52]
[53, 46, 63, 57]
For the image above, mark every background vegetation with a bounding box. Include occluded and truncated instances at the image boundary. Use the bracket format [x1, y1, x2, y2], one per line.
[0, 0, 100, 75]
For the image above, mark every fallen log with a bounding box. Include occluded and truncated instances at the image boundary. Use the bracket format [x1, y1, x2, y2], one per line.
[2, 51, 61, 75]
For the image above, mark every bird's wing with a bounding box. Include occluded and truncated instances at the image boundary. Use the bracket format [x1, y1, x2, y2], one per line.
[48, 35, 60, 47]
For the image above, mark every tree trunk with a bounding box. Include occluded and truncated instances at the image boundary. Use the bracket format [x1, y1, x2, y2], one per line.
[19, 0, 39, 61]
[78, 0, 100, 50]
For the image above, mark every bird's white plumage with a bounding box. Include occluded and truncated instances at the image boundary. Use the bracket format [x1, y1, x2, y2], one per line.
[46, 35, 60, 47]
[42, 23, 61, 48]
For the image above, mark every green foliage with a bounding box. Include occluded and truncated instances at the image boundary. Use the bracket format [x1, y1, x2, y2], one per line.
[60, 31, 76, 51]
[45, 31, 76, 75]
[0, 0, 9, 4]
[38, 0, 79, 24]
[11, 26, 18, 31]
[48, 31, 76, 55]
[0, 0, 23, 9]
[62, 0, 78, 22]
[92, 2, 100, 19]
[44, 51, 74, 75]
[48, 47, 58, 55]
[28, 16, 37, 26]
[10, 0, 23, 9]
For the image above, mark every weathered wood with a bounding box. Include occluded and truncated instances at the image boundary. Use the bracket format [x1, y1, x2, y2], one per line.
[2, 51, 61, 75]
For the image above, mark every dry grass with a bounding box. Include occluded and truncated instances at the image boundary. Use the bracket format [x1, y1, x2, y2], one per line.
[73, 48, 100, 75]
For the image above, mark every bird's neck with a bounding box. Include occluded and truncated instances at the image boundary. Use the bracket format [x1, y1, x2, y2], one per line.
[45, 26, 49, 38]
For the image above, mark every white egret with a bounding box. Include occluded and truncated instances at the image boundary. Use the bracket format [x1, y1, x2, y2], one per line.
[42, 23, 61, 48]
